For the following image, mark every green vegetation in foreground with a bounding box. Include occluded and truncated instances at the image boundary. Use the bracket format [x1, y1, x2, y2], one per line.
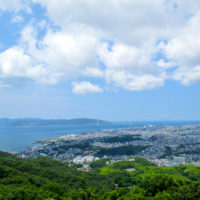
[0, 151, 200, 199]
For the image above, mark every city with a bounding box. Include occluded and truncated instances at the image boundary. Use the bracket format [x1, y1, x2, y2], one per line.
[17, 124, 200, 167]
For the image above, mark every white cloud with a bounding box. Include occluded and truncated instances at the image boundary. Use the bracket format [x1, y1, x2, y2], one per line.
[157, 59, 175, 69]
[72, 81, 103, 95]
[1, 0, 200, 93]
[173, 66, 200, 86]
[159, 14, 200, 66]
[0, 0, 30, 12]
[105, 70, 166, 91]
[39, 30, 99, 76]
[98, 42, 158, 74]
[99, 43, 144, 69]
[11, 15, 23, 23]
[0, 24, 100, 84]
[0, 47, 31, 77]
[160, 13, 200, 85]
[19, 24, 101, 81]
[0, 46, 62, 84]
[82, 67, 104, 78]
[32, 0, 188, 44]
[31, 0, 200, 92]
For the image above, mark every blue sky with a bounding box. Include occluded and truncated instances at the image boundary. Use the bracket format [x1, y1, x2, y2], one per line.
[0, 0, 200, 121]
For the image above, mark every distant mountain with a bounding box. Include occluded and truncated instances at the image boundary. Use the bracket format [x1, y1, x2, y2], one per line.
[0, 118, 109, 126]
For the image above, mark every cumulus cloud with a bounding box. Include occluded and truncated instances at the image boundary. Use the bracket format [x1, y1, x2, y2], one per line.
[159, 14, 200, 66]
[98, 42, 159, 74]
[157, 59, 175, 69]
[82, 67, 104, 78]
[38, 30, 99, 80]
[173, 66, 200, 86]
[1, 0, 200, 93]
[0, 24, 101, 84]
[105, 70, 166, 91]
[160, 13, 200, 85]
[0, 0, 30, 12]
[0, 47, 31, 76]
[72, 81, 103, 95]
[0, 46, 62, 84]
[32, 0, 187, 44]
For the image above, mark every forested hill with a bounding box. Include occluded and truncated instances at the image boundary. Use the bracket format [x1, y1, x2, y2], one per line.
[0, 118, 108, 126]
[0, 151, 200, 199]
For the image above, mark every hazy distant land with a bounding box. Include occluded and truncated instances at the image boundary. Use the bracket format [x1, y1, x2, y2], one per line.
[0, 118, 109, 127]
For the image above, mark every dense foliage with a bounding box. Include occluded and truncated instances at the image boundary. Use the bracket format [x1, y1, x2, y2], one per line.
[100, 135, 142, 143]
[95, 145, 147, 157]
[0, 151, 200, 199]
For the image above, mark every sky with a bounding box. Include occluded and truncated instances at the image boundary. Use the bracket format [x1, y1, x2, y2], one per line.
[0, 0, 200, 121]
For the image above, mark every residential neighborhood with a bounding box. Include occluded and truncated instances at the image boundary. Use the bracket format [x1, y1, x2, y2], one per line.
[17, 124, 200, 167]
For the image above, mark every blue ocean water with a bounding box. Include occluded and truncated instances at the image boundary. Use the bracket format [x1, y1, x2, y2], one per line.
[0, 123, 130, 152]
[0, 121, 198, 152]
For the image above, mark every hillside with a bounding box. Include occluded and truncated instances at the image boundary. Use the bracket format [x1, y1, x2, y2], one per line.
[0, 118, 109, 126]
[0, 151, 200, 199]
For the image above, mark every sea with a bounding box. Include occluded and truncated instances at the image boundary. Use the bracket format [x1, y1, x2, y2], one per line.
[0, 123, 130, 152]
[0, 121, 198, 152]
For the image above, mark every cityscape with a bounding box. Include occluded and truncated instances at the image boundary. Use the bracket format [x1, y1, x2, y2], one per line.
[18, 124, 200, 168]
